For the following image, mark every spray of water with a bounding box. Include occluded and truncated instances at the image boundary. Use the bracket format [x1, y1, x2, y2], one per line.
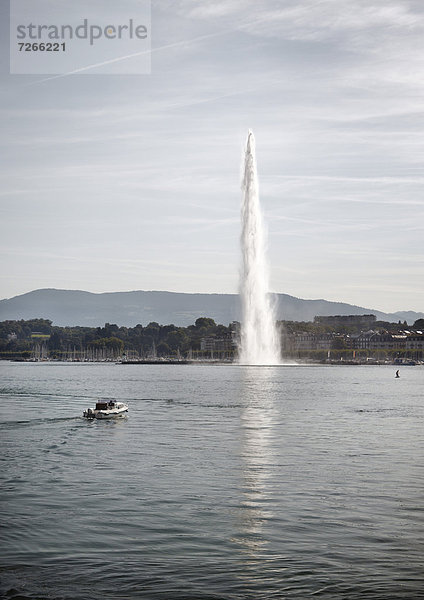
[238, 131, 281, 365]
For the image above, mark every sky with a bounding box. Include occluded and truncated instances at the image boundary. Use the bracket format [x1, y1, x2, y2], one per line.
[0, 0, 423, 313]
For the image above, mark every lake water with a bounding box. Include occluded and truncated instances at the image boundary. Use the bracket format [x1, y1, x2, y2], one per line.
[1, 362, 423, 599]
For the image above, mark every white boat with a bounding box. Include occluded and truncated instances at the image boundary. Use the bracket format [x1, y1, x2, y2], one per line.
[83, 400, 128, 419]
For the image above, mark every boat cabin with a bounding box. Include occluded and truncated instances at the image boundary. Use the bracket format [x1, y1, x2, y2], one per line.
[95, 401, 111, 410]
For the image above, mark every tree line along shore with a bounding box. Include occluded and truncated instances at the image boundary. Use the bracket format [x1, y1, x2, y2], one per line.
[1, 315, 423, 363]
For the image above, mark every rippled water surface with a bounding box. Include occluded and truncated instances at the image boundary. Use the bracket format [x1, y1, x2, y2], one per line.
[1, 362, 423, 599]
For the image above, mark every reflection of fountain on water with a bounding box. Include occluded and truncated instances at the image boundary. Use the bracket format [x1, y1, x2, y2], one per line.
[233, 368, 277, 557]
[239, 131, 281, 366]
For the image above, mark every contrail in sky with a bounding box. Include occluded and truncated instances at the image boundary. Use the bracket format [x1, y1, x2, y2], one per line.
[26, 17, 270, 86]
[27, 28, 238, 85]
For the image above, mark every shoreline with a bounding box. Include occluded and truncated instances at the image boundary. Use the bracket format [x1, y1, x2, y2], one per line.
[3, 358, 421, 366]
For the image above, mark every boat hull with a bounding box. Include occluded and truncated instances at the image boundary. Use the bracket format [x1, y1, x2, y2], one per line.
[93, 409, 128, 419]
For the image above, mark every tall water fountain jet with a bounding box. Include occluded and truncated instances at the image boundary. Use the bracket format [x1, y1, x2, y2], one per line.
[238, 131, 281, 365]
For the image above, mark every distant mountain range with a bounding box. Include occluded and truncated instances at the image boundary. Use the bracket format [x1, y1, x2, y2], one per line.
[0, 289, 422, 327]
